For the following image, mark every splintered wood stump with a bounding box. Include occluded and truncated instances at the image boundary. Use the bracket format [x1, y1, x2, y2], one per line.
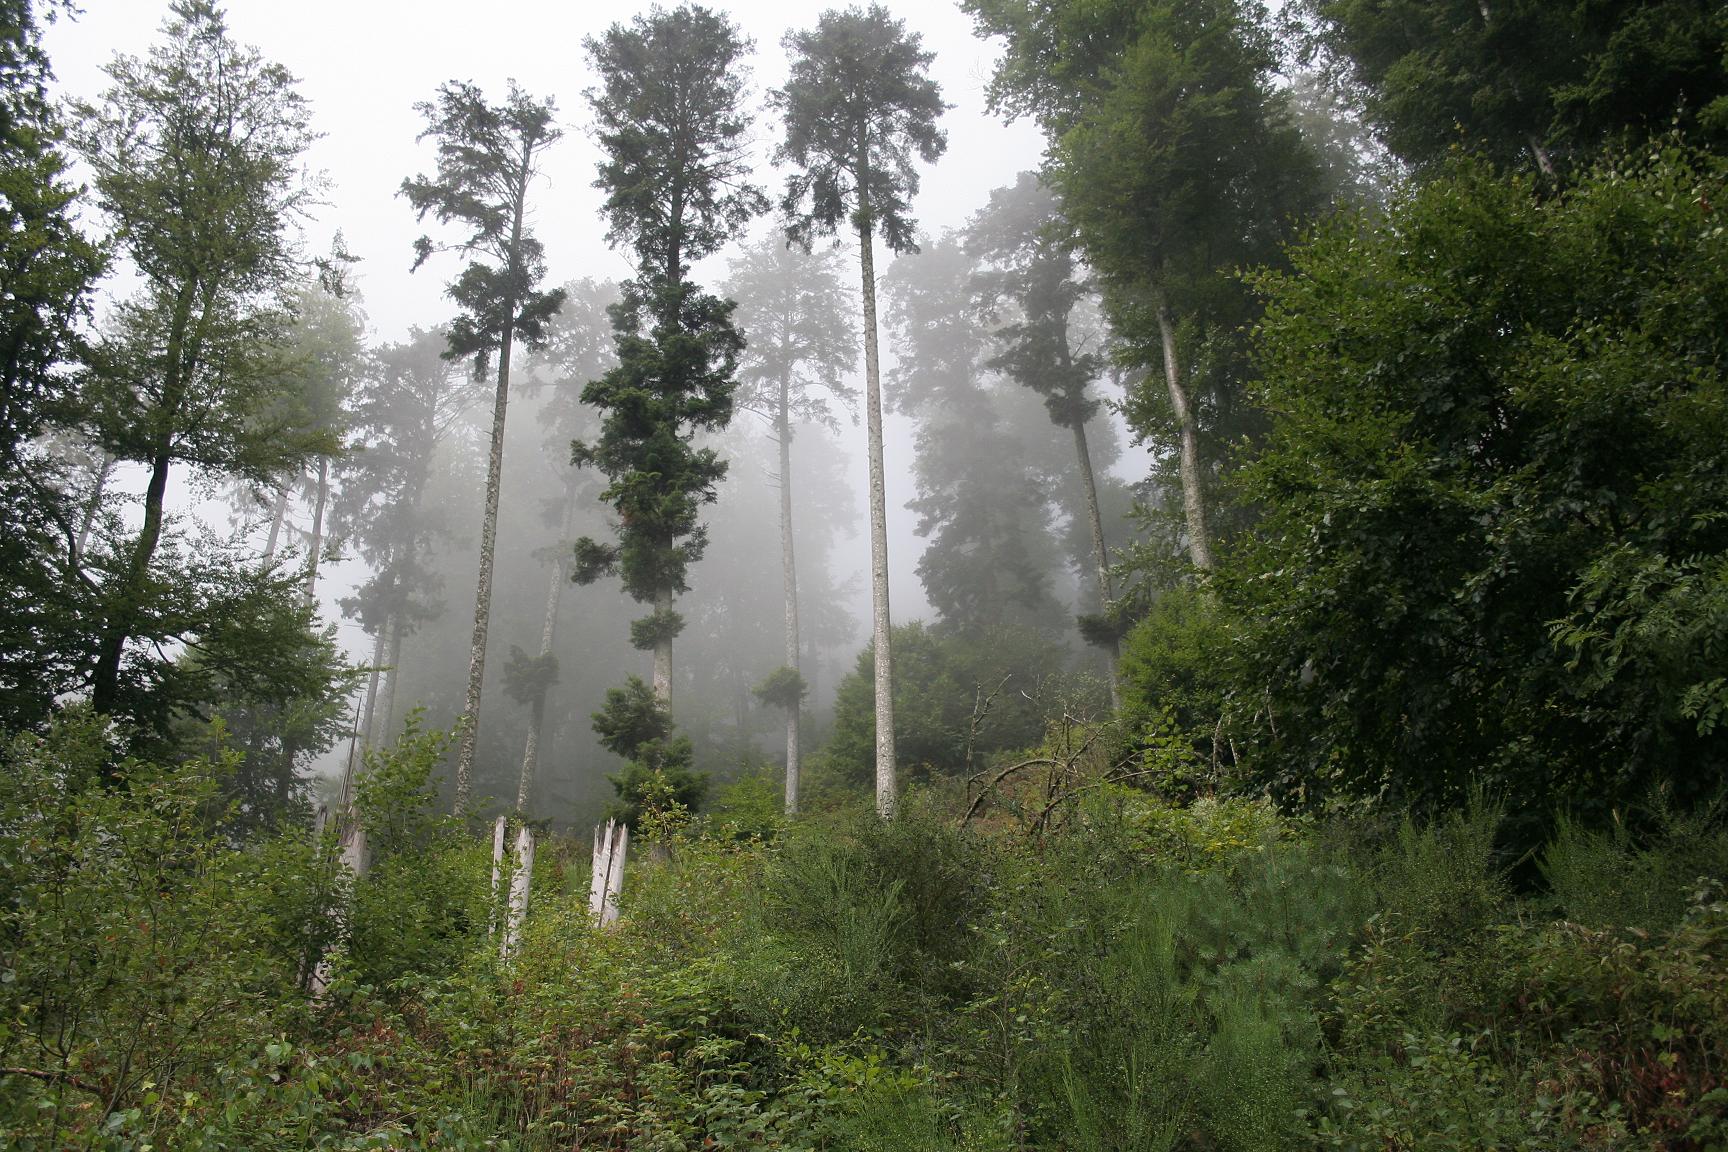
[589, 819, 629, 927]
[500, 823, 534, 961]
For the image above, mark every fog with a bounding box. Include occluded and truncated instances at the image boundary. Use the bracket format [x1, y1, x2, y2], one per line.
[42, 0, 1152, 823]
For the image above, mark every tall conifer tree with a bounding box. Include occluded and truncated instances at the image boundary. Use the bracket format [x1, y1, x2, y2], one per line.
[574, 4, 766, 706]
[401, 81, 564, 813]
[774, 4, 948, 818]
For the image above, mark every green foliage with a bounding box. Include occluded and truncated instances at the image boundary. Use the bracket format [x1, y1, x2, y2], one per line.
[343, 716, 489, 990]
[0, 0, 105, 733]
[754, 665, 809, 712]
[1228, 146, 1728, 828]
[74, 0, 334, 727]
[1307, 0, 1728, 175]
[825, 622, 1105, 789]
[501, 645, 560, 706]
[1540, 806, 1728, 932]
[401, 79, 565, 377]
[0, 709, 339, 1147]
[592, 676, 709, 827]
[574, 5, 763, 655]
[773, 3, 949, 256]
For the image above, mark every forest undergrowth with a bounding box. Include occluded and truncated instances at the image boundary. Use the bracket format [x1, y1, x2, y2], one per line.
[4, 712, 1726, 1151]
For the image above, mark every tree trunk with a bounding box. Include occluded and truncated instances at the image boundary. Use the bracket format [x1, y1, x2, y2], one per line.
[90, 448, 171, 717]
[1073, 419, 1121, 710]
[92, 286, 202, 719]
[776, 383, 802, 815]
[381, 616, 404, 745]
[304, 455, 329, 604]
[1156, 300, 1214, 572]
[858, 195, 897, 819]
[516, 488, 575, 813]
[262, 480, 291, 564]
[360, 618, 388, 750]
[451, 164, 532, 814]
[76, 452, 114, 559]
[651, 583, 674, 704]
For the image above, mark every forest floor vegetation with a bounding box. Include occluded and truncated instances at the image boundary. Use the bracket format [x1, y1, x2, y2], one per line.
[3, 714, 1727, 1150]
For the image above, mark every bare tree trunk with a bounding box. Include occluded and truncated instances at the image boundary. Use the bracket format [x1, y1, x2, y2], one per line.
[304, 455, 330, 604]
[776, 383, 802, 815]
[1156, 299, 1214, 572]
[381, 617, 403, 745]
[516, 490, 575, 813]
[76, 452, 114, 559]
[452, 170, 531, 814]
[858, 201, 897, 819]
[262, 480, 291, 564]
[651, 584, 673, 704]
[360, 619, 388, 750]
[1073, 419, 1120, 710]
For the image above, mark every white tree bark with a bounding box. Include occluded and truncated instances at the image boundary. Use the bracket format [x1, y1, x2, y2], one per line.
[602, 822, 628, 927]
[451, 182, 528, 812]
[76, 452, 114, 559]
[380, 618, 403, 745]
[589, 818, 613, 922]
[589, 818, 628, 926]
[651, 584, 673, 705]
[500, 823, 534, 960]
[262, 479, 291, 564]
[304, 455, 330, 604]
[858, 212, 897, 820]
[1157, 300, 1214, 572]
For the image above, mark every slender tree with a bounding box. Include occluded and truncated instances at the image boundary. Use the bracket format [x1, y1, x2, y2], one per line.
[574, 5, 766, 705]
[965, 0, 1321, 574]
[774, 3, 948, 818]
[967, 173, 1121, 706]
[723, 236, 856, 813]
[402, 80, 564, 813]
[505, 278, 617, 813]
[74, 0, 330, 726]
[335, 327, 472, 752]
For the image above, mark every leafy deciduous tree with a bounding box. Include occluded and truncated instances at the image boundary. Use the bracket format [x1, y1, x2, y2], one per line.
[74, 0, 330, 730]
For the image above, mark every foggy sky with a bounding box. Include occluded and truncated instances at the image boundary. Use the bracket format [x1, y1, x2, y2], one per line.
[43, 1, 1140, 654]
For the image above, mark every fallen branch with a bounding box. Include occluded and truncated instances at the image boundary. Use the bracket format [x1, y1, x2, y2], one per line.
[1, 1066, 105, 1097]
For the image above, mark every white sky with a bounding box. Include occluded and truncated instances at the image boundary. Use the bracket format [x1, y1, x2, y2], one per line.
[41, 2, 1158, 675]
[44, 0, 1046, 344]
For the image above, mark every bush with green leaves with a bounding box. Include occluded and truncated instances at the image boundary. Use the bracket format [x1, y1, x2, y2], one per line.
[0, 709, 339, 1148]
[1223, 144, 1728, 832]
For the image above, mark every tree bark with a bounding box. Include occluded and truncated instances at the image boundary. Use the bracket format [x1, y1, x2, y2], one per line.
[1073, 419, 1121, 710]
[858, 163, 897, 819]
[776, 378, 802, 815]
[262, 479, 292, 565]
[359, 617, 388, 751]
[381, 616, 403, 746]
[1156, 299, 1214, 572]
[651, 583, 674, 704]
[303, 455, 329, 604]
[451, 159, 532, 815]
[92, 285, 203, 718]
[76, 452, 114, 559]
[516, 486, 575, 813]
